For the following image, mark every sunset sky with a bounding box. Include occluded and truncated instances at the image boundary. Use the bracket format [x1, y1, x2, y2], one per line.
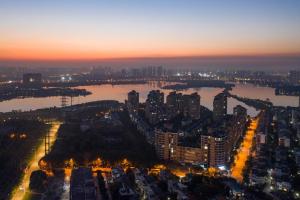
[1, 0, 300, 62]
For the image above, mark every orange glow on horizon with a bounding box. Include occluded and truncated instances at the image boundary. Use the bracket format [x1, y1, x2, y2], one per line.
[1, 0, 299, 62]
[1, 50, 300, 61]
[1, 39, 300, 61]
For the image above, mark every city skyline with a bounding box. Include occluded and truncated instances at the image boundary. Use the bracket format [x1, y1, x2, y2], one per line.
[1, 1, 300, 199]
[1, 0, 300, 66]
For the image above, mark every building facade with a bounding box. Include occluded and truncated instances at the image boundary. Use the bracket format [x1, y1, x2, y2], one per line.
[155, 130, 178, 161]
[155, 130, 203, 165]
[201, 131, 228, 168]
[145, 90, 165, 124]
[127, 90, 139, 111]
[166, 92, 200, 120]
[213, 92, 227, 122]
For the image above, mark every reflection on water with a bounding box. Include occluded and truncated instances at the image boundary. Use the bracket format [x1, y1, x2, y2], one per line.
[231, 83, 299, 107]
[0, 82, 297, 117]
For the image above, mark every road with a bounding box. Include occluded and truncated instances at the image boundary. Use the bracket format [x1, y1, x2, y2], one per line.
[10, 121, 61, 200]
[231, 117, 259, 182]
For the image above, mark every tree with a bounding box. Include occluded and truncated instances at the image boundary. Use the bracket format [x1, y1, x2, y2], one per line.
[29, 170, 47, 193]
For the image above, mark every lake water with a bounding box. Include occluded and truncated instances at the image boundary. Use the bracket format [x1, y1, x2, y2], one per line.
[231, 83, 299, 107]
[0, 82, 298, 117]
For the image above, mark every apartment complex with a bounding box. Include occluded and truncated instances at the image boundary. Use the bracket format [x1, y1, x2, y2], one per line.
[145, 90, 165, 124]
[213, 92, 227, 122]
[166, 91, 200, 120]
[127, 90, 139, 112]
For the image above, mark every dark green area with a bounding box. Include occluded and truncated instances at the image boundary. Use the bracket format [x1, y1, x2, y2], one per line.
[29, 170, 48, 193]
[44, 110, 158, 168]
[0, 119, 50, 200]
[187, 175, 230, 200]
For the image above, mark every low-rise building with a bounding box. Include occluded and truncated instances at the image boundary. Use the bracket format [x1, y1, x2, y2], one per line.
[70, 168, 97, 200]
[133, 169, 159, 200]
[278, 129, 291, 147]
[176, 146, 203, 165]
[168, 180, 189, 200]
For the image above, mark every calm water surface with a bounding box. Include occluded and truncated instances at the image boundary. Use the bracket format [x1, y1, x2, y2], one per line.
[231, 83, 299, 107]
[0, 82, 297, 117]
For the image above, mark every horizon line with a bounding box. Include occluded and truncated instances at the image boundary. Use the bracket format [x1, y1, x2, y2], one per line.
[1, 53, 300, 62]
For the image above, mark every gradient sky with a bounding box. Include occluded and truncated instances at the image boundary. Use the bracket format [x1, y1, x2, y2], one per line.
[1, 0, 300, 61]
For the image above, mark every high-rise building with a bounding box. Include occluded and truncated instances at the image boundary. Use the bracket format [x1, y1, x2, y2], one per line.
[201, 131, 227, 168]
[229, 105, 248, 150]
[155, 130, 178, 160]
[166, 92, 200, 120]
[23, 73, 42, 88]
[127, 90, 139, 111]
[166, 91, 183, 118]
[147, 90, 164, 105]
[145, 90, 165, 124]
[213, 92, 227, 122]
[182, 95, 190, 117]
[187, 92, 201, 120]
[166, 91, 178, 118]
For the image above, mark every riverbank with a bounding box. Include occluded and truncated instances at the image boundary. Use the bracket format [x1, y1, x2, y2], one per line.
[228, 92, 273, 110]
[162, 80, 234, 90]
[0, 87, 91, 102]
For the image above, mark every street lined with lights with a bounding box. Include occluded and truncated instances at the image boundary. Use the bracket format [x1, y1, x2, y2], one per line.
[231, 117, 259, 182]
[10, 121, 61, 200]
